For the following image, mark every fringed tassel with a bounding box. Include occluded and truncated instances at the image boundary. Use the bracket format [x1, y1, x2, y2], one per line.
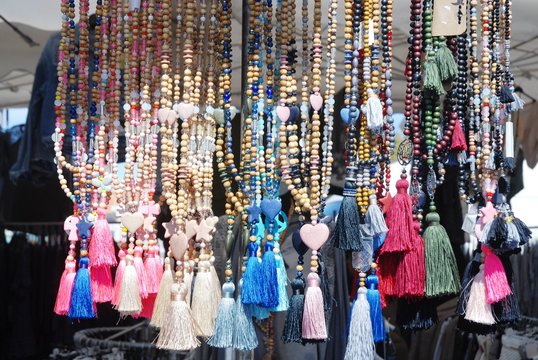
[435, 42, 458, 82]
[506, 220, 521, 249]
[511, 92, 525, 111]
[112, 249, 126, 306]
[191, 261, 216, 337]
[504, 121, 515, 171]
[54, 260, 76, 315]
[512, 217, 532, 246]
[138, 294, 156, 319]
[363, 88, 384, 133]
[450, 120, 468, 152]
[209, 259, 222, 310]
[241, 242, 262, 305]
[318, 253, 333, 313]
[246, 304, 270, 320]
[89, 209, 117, 267]
[90, 265, 113, 303]
[333, 190, 362, 251]
[395, 221, 425, 299]
[207, 282, 236, 348]
[485, 216, 507, 249]
[381, 178, 414, 254]
[302, 272, 327, 341]
[282, 278, 305, 343]
[260, 242, 278, 308]
[150, 257, 174, 328]
[156, 283, 200, 351]
[117, 255, 142, 316]
[456, 254, 481, 316]
[423, 212, 460, 297]
[366, 273, 385, 343]
[68, 258, 96, 319]
[376, 252, 400, 304]
[464, 266, 496, 325]
[272, 248, 289, 312]
[133, 246, 148, 299]
[482, 245, 511, 303]
[365, 195, 388, 236]
[233, 280, 259, 351]
[423, 58, 445, 96]
[144, 245, 162, 295]
[344, 288, 375, 360]
[184, 267, 193, 306]
[457, 317, 496, 335]
[396, 298, 438, 330]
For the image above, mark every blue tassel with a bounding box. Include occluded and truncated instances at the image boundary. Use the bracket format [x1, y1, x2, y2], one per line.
[373, 233, 386, 253]
[234, 281, 259, 351]
[68, 257, 96, 319]
[260, 241, 278, 308]
[241, 242, 262, 305]
[207, 282, 236, 348]
[366, 274, 385, 343]
[332, 187, 363, 251]
[282, 278, 305, 343]
[271, 248, 289, 312]
[246, 303, 270, 320]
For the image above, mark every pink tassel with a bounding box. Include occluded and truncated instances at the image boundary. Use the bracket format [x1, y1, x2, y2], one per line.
[89, 209, 117, 267]
[90, 265, 114, 303]
[133, 246, 148, 299]
[450, 119, 467, 152]
[483, 245, 512, 304]
[396, 222, 425, 299]
[302, 272, 327, 340]
[54, 260, 76, 315]
[112, 250, 126, 306]
[380, 178, 414, 254]
[144, 245, 163, 294]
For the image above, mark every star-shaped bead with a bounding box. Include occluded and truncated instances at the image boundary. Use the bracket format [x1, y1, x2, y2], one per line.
[76, 218, 93, 239]
[196, 218, 215, 242]
[143, 215, 156, 232]
[162, 221, 178, 239]
[475, 201, 498, 238]
[379, 192, 393, 214]
[247, 205, 262, 224]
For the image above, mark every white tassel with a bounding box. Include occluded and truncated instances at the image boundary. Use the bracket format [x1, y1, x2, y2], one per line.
[150, 258, 174, 328]
[184, 264, 193, 306]
[117, 255, 142, 316]
[209, 257, 223, 315]
[156, 283, 200, 351]
[504, 121, 515, 159]
[511, 92, 525, 112]
[191, 260, 217, 337]
[344, 288, 375, 360]
[362, 88, 384, 133]
[464, 266, 496, 325]
[365, 195, 388, 235]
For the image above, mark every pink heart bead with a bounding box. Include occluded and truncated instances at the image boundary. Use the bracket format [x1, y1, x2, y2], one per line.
[276, 105, 290, 122]
[170, 232, 189, 260]
[309, 94, 323, 111]
[300, 223, 330, 251]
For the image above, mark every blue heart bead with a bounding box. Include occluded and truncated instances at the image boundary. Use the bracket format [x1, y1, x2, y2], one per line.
[289, 105, 300, 123]
[340, 107, 350, 125]
[260, 199, 282, 221]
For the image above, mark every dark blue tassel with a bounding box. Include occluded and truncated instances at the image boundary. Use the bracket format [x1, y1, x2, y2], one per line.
[500, 84, 516, 104]
[366, 274, 385, 343]
[456, 253, 481, 316]
[282, 278, 305, 343]
[68, 257, 96, 319]
[332, 194, 362, 251]
[317, 253, 332, 314]
[241, 242, 263, 305]
[486, 216, 508, 249]
[260, 242, 278, 308]
[396, 298, 437, 330]
[512, 217, 532, 246]
[457, 317, 496, 335]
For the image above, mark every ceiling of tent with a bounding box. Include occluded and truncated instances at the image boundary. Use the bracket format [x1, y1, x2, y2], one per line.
[1, 0, 537, 109]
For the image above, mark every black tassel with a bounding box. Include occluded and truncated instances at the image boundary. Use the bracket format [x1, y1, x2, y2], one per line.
[500, 85, 516, 104]
[396, 298, 438, 330]
[317, 254, 333, 313]
[486, 217, 508, 249]
[457, 317, 496, 335]
[512, 217, 532, 246]
[333, 194, 362, 251]
[282, 278, 305, 343]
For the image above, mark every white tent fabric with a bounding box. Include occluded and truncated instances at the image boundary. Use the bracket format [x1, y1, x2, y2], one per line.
[1, 0, 537, 108]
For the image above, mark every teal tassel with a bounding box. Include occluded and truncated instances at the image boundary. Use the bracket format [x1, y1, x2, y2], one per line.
[207, 282, 236, 348]
[333, 195, 363, 251]
[423, 59, 445, 96]
[68, 257, 96, 319]
[366, 274, 385, 343]
[234, 281, 259, 351]
[260, 242, 278, 307]
[423, 212, 460, 297]
[271, 250, 289, 312]
[241, 242, 262, 305]
[246, 303, 270, 320]
[435, 42, 458, 82]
